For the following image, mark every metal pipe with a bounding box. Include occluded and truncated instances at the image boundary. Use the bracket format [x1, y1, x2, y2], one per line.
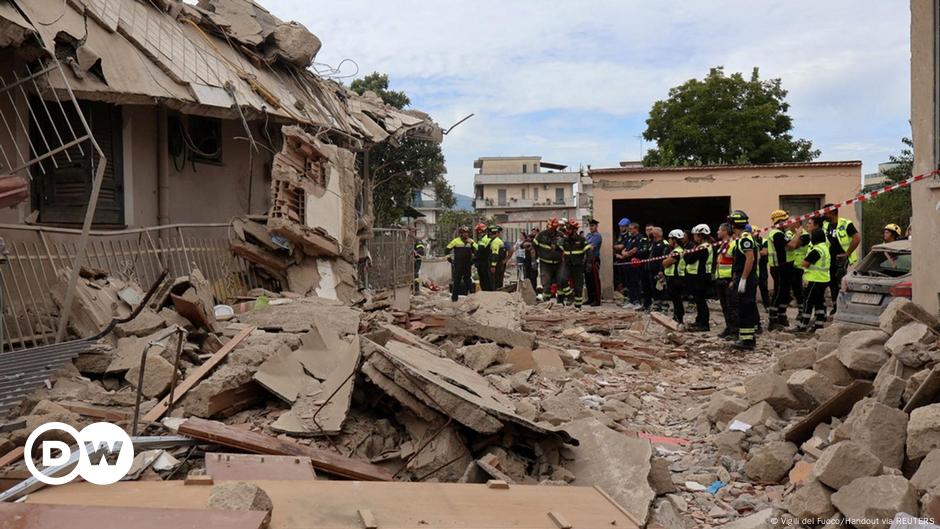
[157, 107, 169, 226]
[164, 327, 187, 419]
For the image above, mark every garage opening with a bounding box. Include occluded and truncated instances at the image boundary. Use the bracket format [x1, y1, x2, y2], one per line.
[612, 196, 731, 236]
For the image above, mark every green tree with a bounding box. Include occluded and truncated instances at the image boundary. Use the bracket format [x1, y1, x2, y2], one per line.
[432, 210, 490, 254]
[350, 72, 454, 225]
[860, 137, 912, 252]
[642, 67, 820, 166]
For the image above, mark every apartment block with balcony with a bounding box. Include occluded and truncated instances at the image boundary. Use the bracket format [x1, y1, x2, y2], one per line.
[473, 156, 579, 226]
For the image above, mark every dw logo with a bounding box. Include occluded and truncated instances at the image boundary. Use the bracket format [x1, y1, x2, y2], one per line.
[24, 422, 135, 486]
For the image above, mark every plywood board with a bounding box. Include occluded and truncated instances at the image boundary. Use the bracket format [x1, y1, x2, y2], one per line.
[204, 453, 316, 481]
[0, 503, 266, 529]
[28, 480, 640, 529]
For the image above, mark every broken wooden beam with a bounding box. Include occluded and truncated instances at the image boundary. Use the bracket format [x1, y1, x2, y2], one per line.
[177, 417, 394, 481]
[784, 380, 873, 443]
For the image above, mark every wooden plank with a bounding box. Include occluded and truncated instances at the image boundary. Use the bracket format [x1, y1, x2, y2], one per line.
[59, 402, 132, 422]
[0, 447, 24, 469]
[184, 474, 213, 486]
[649, 311, 680, 331]
[177, 417, 394, 482]
[205, 453, 316, 481]
[784, 380, 873, 443]
[141, 326, 253, 424]
[904, 365, 940, 413]
[0, 503, 267, 529]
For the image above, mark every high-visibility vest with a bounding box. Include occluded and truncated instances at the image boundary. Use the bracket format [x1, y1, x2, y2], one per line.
[767, 229, 784, 267]
[804, 241, 831, 283]
[685, 242, 713, 276]
[716, 240, 734, 279]
[663, 247, 685, 277]
[823, 218, 858, 264]
[787, 232, 808, 264]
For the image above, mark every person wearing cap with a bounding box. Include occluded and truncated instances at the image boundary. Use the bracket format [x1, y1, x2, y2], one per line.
[584, 218, 603, 306]
[683, 224, 714, 332]
[822, 205, 860, 315]
[488, 225, 507, 289]
[714, 223, 738, 339]
[535, 218, 564, 302]
[795, 217, 830, 333]
[474, 223, 492, 291]
[883, 223, 903, 243]
[661, 229, 686, 326]
[613, 218, 631, 299]
[446, 226, 476, 302]
[619, 222, 645, 309]
[767, 210, 796, 330]
[728, 210, 759, 350]
[559, 220, 590, 308]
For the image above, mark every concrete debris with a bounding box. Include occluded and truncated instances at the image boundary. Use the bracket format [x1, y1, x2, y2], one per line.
[706, 392, 749, 425]
[787, 479, 835, 520]
[787, 369, 837, 409]
[732, 401, 780, 430]
[834, 398, 908, 469]
[124, 354, 176, 399]
[744, 371, 800, 412]
[885, 322, 934, 368]
[880, 297, 940, 336]
[459, 343, 505, 372]
[722, 508, 775, 529]
[813, 352, 855, 386]
[207, 481, 274, 528]
[812, 441, 883, 489]
[831, 475, 919, 529]
[911, 449, 940, 491]
[775, 346, 817, 372]
[836, 329, 890, 376]
[907, 403, 940, 461]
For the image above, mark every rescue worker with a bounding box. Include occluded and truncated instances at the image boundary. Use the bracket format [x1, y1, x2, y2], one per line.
[524, 228, 539, 291]
[884, 223, 902, 243]
[412, 231, 426, 294]
[796, 217, 830, 333]
[822, 205, 860, 315]
[613, 218, 631, 297]
[488, 225, 507, 289]
[620, 222, 645, 309]
[683, 224, 713, 332]
[559, 220, 590, 308]
[661, 229, 686, 326]
[754, 226, 771, 312]
[637, 227, 653, 310]
[714, 223, 737, 339]
[729, 210, 759, 350]
[584, 219, 603, 306]
[648, 227, 668, 311]
[786, 218, 809, 306]
[475, 223, 492, 291]
[766, 210, 795, 330]
[534, 218, 564, 302]
[445, 227, 475, 302]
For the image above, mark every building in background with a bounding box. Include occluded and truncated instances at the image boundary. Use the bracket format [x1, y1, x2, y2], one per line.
[473, 156, 580, 229]
[411, 186, 444, 232]
[910, 0, 940, 315]
[590, 161, 862, 298]
[863, 162, 900, 190]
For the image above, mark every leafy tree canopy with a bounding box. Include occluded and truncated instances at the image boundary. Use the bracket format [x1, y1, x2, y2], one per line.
[860, 138, 912, 251]
[350, 72, 455, 226]
[642, 67, 820, 166]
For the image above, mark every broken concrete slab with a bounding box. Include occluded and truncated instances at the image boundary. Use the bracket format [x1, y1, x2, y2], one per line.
[399, 413, 472, 482]
[181, 365, 256, 418]
[787, 369, 838, 409]
[787, 479, 835, 520]
[290, 336, 360, 435]
[812, 441, 883, 490]
[912, 449, 940, 491]
[541, 388, 586, 425]
[813, 352, 855, 386]
[880, 297, 940, 335]
[731, 401, 780, 430]
[124, 354, 175, 399]
[706, 391, 749, 425]
[836, 329, 890, 376]
[107, 327, 181, 373]
[459, 343, 504, 372]
[563, 417, 654, 525]
[743, 441, 797, 483]
[886, 322, 934, 368]
[908, 403, 940, 461]
[834, 398, 908, 469]
[831, 475, 919, 529]
[744, 371, 800, 412]
[775, 346, 816, 372]
[253, 346, 307, 403]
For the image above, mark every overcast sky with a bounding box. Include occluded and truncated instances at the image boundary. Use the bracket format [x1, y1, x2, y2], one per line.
[263, 1, 910, 195]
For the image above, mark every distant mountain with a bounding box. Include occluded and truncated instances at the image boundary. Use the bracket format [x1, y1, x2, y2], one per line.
[454, 193, 474, 211]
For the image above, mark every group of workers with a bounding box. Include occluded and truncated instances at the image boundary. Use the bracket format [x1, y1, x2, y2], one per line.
[430, 203, 904, 351]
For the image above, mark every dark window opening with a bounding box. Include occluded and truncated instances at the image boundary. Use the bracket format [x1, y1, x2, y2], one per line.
[780, 194, 824, 217]
[168, 114, 223, 166]
[30, 99, 124, 227]
[612, 196, 731, 238]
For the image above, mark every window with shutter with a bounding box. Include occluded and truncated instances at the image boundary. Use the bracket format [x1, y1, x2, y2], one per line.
[30, 99, 124, 227]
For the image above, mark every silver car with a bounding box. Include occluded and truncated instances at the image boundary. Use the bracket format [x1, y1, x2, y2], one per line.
[835, 239, 912, 328]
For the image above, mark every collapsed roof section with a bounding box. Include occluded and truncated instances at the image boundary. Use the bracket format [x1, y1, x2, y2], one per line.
[5, 0, 441, 146]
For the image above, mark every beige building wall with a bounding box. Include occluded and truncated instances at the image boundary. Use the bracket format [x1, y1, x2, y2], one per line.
[478, 157, 540, 175]
[591, 163, 862, 297]
[911, 0, 940, 314]
[479, 183, 573, 204]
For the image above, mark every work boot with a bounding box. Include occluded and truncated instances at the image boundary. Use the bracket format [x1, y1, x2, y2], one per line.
[732, 340, 755, 351]
[717, 328, 731, 339]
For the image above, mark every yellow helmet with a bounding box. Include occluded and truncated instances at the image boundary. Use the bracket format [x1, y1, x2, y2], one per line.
[884, 223, 902, 237]
[770, 209, 789, 223]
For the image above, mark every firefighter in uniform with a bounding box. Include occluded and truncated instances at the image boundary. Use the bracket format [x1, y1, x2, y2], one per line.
[683, 224, 713, 332]
[822, 205, 860, 315]
[412, 235, 426, 294]
[559, 220, 590, 308]
[766, 209, 795, 330]
[534, 218, 563, 302]
[786, 219, 809, 306]
[445, 227, 475, 302]
[475, 223, 492, 291]
[488, 225, 507, 290]
[661, 229, 686, 326]
[715, 223, 737, 339]
[729, 210, 759, 350]
[796, 217, 831, 333]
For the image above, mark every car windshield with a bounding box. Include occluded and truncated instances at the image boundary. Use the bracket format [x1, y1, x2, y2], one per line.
[857, 250, 912, 278]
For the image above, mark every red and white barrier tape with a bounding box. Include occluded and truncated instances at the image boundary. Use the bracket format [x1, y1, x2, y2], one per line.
[613, 169, 938, 267]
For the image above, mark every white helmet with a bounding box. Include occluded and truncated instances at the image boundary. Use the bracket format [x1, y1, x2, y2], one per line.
[668, 229, 684, 239]
[692, 223, 711, 235]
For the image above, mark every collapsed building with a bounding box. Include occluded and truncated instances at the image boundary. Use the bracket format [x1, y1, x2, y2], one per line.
[0, 0, 438, 351]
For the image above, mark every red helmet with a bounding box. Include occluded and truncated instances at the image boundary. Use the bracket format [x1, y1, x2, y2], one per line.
[547, 217, 559, 229]
[567, 220, 580, 231]
[474, 223, 487, 233]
